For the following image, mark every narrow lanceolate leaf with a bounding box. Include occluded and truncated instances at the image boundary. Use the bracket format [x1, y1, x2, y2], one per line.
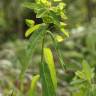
[28, 75, 40, 96]
[25, 24, 40, 37]
[48, 32, 66, 70]
[27, 24, 46, 57]
[40, 63, 56, 96]
[44, 48, 57, 89]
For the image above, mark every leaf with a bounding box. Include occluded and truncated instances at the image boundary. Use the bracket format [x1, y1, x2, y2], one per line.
[75, 71, 85, 80]
[60, 22, 66, 27]
[27, 24, 46, 57]
[25, 24, 40, 37]
[52, 37, 66, 70]
[71, 78, 85, 85]
[61, 28, 69, 37]
[25, 19, 35, 27]
[23, 2, 44, 13]
[55, 35, 64, 42]
[22, 2, 36, 10]
[36, 9, 47, 18]
[28, 75, 40, 96]
[44, 48, 57, 89]
[60, 11, 67, 20]
[58, 2, 66, 10]
[48, 32, 66, 70]
[82, 60, 93, 81]
[74, 60, 94, 82]
[49, 11, 60, 26]
[40, 63, 56, 96]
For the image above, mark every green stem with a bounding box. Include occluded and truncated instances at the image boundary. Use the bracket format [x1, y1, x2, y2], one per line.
[41, 25, 48, 63]
[41, 34, 45, 63]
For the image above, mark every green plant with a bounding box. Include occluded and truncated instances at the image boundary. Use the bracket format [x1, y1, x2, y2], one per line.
[71, 60, 96, 96]
[17, 0, 69, 96]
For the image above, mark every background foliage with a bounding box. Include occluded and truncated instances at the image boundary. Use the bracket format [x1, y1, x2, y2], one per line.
[0, 0, 96, 96]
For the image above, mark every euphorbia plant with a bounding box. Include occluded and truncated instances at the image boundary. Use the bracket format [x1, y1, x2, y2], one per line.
[18, 0, 69, 96]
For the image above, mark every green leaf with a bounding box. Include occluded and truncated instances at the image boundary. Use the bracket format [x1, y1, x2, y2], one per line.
[27, 24, 46, 56]
[74, 60, 94, 82]
[25, 19, 35, 27]
[28, 75, 40, 96]
[22, 2, 36, 10]
[25, 24, 40, 37]
[23, 2, 44, 13]
[82, 60, 93, 81]
[55, 35, 64, 42]
[60, 22, 66, 27]
[75, 71, 85, 80]
[61, 28, 69, 37]
[47, 32, 66, 70]
[36, 9, 47, 18]
[44, 48, 57, 89]
[49, 11, 60, 26]
[71, 78, 85, 85]
[40, 63, 56, 96]
[58, 2, 65, 10]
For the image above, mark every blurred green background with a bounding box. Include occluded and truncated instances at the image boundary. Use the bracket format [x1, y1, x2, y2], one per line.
[0, 0, 96, 96]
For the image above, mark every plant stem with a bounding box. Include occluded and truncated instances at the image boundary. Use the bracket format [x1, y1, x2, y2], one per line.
[41, 33, 46, 64]
[41, 25, 48, 63]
